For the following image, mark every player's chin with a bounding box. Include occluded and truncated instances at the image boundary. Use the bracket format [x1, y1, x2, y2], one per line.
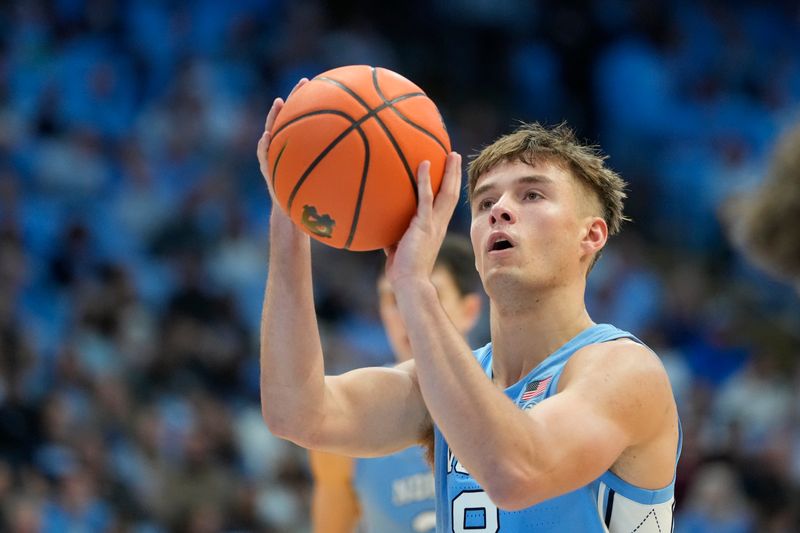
[484, 252, 514, 266]
[482, 267, 522, 290]
[483, 253, 520, 274]
[493, 263, 549, 289]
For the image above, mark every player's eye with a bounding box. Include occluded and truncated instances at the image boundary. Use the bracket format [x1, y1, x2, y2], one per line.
[524, 191, 542, 201]
[477, 198, 494, 211]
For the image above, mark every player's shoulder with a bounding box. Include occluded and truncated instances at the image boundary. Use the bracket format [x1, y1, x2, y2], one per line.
[394, 359, 417, 373]
[561, 336, 671, 394]
[393, 359, 422, 396]
[577, 336, 663, 369]
[562, 337, 676, 441]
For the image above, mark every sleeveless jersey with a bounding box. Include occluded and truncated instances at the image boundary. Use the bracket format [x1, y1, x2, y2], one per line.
[434, 323, 682, 532]
[354, 445, 437, 533]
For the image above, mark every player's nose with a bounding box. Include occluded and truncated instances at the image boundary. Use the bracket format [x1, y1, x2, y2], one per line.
[489, 198, 517, 225]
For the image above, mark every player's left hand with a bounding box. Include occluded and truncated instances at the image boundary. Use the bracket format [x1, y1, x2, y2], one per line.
[384, 152, 462, 287]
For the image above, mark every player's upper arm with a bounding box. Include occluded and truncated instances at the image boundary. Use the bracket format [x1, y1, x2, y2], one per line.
[494, 339, 677, 508]
[305, 360, 431, 457]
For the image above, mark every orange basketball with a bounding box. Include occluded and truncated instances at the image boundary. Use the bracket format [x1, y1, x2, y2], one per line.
[267, 65, 451, 251]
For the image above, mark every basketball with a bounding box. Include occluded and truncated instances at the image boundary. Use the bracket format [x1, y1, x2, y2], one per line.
[267, 65, 451, 251]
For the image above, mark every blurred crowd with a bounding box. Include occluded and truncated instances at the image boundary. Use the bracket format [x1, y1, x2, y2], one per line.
[1, 0, 799, 531]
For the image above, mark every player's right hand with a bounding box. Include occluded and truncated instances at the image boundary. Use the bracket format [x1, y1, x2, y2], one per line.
[257, 78, 308, 228]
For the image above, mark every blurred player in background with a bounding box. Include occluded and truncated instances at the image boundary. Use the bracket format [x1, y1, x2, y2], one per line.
[309, 236, 481, 533]
[258, 82, 680, 531]
[729, 121, 800, 291]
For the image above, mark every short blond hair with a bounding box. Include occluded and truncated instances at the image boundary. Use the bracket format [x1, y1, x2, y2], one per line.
[467, 122, 629, 236]
[735, 122, 800, 281]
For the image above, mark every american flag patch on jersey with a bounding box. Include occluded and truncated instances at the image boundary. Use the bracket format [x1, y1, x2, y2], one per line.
[521, 376, 552, 402]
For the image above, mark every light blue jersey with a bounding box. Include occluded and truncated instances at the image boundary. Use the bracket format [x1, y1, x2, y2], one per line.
[355, 445, 437, 533]
[434, 324, 681, 532]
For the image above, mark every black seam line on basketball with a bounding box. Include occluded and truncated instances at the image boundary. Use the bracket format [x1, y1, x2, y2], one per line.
[317, 76, 426, 203]
[343, 125, 370, 250]
[316, 76, 417, 111]
[368, 68, 449, 155]
[271, 141, 288, 190]
[271, 109, 358, 141]
[369, 67, 418, 203]
[271, 111, 357, 193]
[383, 101, 449, 155]
[316, 77, 425, 125]
[285, 93, 426, 211]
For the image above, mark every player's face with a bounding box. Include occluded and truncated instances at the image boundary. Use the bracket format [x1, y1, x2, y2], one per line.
[378, 268, 472, 363]
[469, 159, 598, 296]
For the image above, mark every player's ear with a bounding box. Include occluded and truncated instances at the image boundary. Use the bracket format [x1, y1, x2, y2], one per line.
[458, 293, 483, 334]
[581, 217, 608, 259]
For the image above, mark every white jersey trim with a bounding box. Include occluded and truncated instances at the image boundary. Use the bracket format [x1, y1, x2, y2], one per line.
[598, 481, 675, 533]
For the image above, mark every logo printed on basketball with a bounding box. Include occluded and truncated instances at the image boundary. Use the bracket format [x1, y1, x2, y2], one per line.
[301, 205, 336, 238]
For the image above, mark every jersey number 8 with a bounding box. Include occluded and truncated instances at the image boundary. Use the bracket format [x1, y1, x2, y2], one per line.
[451, 490, 499, 532]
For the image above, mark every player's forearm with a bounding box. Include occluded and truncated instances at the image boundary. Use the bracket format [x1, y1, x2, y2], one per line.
[393, 278, 547, 503]
[311, 484, 360, 533]
[309, 450, 359, 533]
[260, 212, 326, 441]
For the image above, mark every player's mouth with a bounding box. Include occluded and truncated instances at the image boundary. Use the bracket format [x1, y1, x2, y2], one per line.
[487, 232, 516, 255]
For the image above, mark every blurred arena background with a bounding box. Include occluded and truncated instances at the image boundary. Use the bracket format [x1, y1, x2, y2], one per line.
[1, 0, 800, 531]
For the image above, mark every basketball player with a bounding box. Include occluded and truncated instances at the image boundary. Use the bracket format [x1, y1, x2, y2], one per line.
[729, 121, 800, 290]
[258, 83, 680, 531]
[309, 236, 481, 533]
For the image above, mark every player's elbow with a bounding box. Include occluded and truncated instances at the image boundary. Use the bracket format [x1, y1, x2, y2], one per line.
[485, 482, 546, 511]
[261, 398, 325, 449]
[482, 465, 548, 511]
[261, 404, 289, 438]
[261, 403, 309, 445]
[483, 485, 536, 511]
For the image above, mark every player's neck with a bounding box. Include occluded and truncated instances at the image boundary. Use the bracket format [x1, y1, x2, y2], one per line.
[488, 283, 593, 389]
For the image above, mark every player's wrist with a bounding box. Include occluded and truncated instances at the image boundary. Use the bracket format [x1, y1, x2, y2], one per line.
[270, 208, 309, 247]
[391, 275, 437, 302]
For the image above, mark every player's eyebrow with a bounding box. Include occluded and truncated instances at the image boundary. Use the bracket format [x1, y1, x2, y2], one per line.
[472, 175, 554, 201]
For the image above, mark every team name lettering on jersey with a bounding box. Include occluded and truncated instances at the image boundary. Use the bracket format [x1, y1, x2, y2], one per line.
[446, 447, 469, 475]
[392, 472, 435, 505]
